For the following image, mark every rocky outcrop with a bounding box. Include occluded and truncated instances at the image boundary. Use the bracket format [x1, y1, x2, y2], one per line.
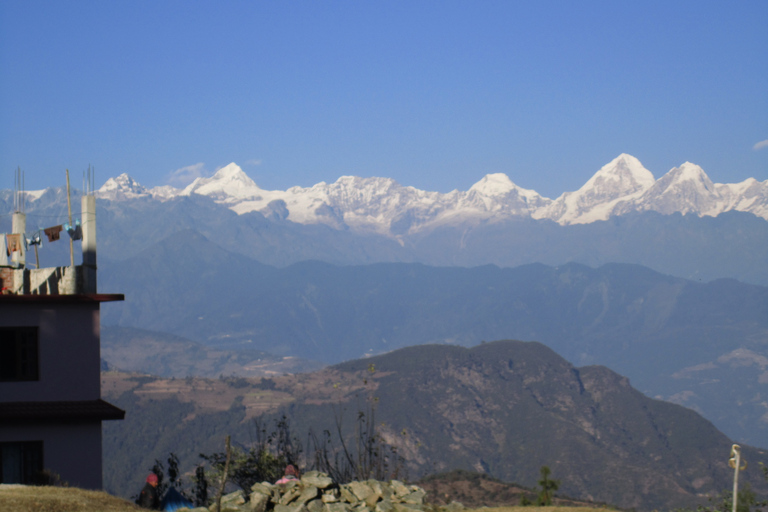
[179, 471, 446, 512]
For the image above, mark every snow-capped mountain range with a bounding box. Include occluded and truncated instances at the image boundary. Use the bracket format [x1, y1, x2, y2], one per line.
[94, 154, 768, 235]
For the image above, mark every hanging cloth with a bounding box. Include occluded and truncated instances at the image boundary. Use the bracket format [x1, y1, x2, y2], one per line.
[0, 235, 7, 265]
[6, 234, 22, 253]
[28, 231, 42, 247]
[64, 220, 82, 241]
[44, 225, 63, 242]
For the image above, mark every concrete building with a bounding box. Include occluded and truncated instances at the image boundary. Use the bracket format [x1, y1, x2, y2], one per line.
[0, 195, 124, 488]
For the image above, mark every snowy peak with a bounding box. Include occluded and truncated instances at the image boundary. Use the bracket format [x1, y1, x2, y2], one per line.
[536, 154, 655, 224]
[181, 163, 262, 202]
[585, 153, 656, 196]
[636, 162, 721, 216]
[661, 162, 715, 191]
[460, 173, 549, 218]
[470, 173, 518, 197]
[97, 173, 149, 199]
[318, 176, 445, 233]
[215, 162, 249, 179]
[93, 154, 768, 234]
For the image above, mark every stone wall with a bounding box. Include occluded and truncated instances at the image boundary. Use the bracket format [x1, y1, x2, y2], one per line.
[179, 471, 460, 512]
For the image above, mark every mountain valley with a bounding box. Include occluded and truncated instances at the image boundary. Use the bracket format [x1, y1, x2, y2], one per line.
[2, 154, 767, 509]
[101, 341, 768, 511]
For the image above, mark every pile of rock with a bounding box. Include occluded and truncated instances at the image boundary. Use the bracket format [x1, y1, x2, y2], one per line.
[185, 471, 444, 512]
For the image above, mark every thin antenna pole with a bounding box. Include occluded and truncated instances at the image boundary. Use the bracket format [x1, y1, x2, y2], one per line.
[13, 166, 26, 213]
[14, 167, 18, 212]
[66, 169, 74, 267]
[84, 164, 94, 196]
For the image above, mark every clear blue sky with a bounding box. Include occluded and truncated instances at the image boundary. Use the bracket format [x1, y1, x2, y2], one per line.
[1, 1, 766, 198]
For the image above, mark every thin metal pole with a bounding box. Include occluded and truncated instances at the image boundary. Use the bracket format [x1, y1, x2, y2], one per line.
[66, 169, 74, 267]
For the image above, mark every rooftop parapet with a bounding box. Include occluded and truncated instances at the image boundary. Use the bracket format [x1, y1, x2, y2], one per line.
[0, 265, 85, 295]
[2, 189, 98, 295]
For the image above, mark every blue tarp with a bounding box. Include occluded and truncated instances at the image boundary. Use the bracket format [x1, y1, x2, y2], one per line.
[161, 487, 194, 512]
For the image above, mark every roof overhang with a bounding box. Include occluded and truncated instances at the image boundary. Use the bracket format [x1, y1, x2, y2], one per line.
[0, 399, 125, 423]
[0, 294, 124, 304]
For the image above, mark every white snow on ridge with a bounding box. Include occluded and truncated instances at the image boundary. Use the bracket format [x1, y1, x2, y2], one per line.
[633, 162, 721, 216]
[534, 153, 656, 224]
[148, 184, 182, 200]
[97, 173, 150, 200]
[620, 163, 768, 221]
[23, 189, 46, 201]
[717, 179, 768, 219]
[181, 162, 263, 203]
[470, 173, 521, 197]
[94, 155, 768, 235]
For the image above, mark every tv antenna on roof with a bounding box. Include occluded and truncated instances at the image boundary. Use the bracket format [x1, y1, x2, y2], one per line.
[83, 164, 95, 196]
[14, 166, 25, 213]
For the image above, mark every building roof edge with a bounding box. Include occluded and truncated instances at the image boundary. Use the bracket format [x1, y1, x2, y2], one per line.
[0, 293, 124, 303]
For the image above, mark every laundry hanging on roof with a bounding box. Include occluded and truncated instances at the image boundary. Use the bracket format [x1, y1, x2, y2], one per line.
[64, 220, 82, 241]
[0, 236, 7, 265]
[27, 231, 42, 247]
[44, 225, 63, 242]
[6, 234, 23, 254]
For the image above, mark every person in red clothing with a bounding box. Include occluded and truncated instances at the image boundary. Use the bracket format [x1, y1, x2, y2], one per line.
[275, 464, 300, 484]
[137, 473, 161, 510]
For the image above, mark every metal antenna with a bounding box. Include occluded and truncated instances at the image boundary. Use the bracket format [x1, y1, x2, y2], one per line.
[84, 164, 95, 196]
[13, 167, 26, 213]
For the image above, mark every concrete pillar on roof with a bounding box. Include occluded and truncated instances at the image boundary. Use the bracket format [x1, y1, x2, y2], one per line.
[11, 212, 26, 269]
[81, 195, 97, 294]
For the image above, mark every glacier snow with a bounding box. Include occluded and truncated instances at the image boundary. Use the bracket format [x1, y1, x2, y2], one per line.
[94, 154, 768, 236]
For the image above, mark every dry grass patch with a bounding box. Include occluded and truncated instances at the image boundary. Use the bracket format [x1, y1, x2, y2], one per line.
[0, 485, 140, 512]
[100, 368, 382, 422]
[101, 372, 142, 397]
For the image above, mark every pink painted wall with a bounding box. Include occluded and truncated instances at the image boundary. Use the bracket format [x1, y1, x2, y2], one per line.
[0, 302, 101, 402]
[0, 422, 103, 489]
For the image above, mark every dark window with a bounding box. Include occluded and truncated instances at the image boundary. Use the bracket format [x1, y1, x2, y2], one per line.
[0, 327, 39, 381]
[0, 441, 43, 484]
